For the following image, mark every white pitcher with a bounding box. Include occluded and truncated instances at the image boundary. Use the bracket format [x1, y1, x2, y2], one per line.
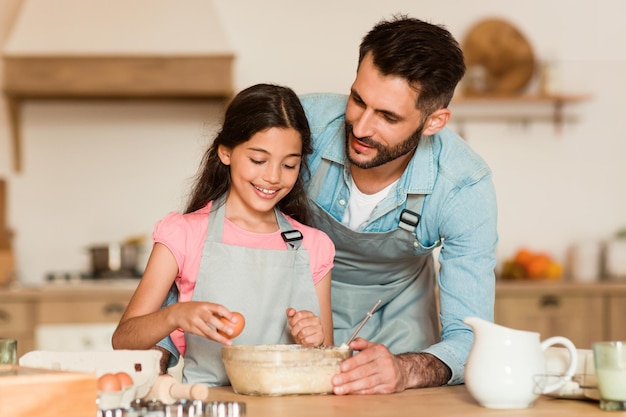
[464, 317, 577, 409]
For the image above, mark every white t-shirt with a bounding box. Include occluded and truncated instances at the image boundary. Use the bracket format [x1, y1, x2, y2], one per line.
[343, 179, 398, 229]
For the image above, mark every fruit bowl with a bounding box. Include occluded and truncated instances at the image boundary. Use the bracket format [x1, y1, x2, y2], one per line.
[222, 344, 353, 396]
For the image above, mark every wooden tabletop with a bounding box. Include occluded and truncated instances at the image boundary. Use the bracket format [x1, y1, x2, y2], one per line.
[205, 385, 609, 417]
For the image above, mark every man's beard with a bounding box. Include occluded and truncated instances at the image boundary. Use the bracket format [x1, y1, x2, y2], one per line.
[344, 122, 425, 169]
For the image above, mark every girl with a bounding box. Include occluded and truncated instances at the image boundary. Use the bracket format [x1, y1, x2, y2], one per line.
[112, 84, 335, 386]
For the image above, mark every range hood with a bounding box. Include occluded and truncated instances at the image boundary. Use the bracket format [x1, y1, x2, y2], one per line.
[2, 0, 235, 171]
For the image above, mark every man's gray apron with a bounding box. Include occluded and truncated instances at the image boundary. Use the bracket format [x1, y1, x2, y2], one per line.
[183, 196, 320, 386]
[307, 161, 439, 354]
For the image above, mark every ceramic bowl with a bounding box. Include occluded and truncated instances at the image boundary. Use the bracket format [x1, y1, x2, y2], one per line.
[222, 344, 352, 396]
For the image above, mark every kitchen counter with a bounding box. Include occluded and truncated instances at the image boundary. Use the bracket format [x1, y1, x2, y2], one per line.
[205, 385, 608, 417]
[0, 280, 139, 355]
[0, 279, 140, 300]
[495, 279, 626, 294]
[2, 279, 626, 356]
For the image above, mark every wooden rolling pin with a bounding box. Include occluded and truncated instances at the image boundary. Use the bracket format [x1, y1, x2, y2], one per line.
[143, 375, 209, 405]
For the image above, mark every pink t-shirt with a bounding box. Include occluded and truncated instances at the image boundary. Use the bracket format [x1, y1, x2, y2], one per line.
[153, 201, 335, 355]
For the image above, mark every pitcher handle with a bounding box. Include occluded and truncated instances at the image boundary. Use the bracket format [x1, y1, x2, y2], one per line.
[539, 336, 578, 394]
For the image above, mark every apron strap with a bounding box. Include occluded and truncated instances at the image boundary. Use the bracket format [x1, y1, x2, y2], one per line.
[306, 157, 331, 201]
[398, 194, 424, 233]
[309, 158, 425, 235]
[207, 194, 227, 243]
[210, 193, 303, 250]
[275, 207, 303, 250]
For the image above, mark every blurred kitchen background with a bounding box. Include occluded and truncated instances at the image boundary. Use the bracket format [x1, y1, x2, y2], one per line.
[0, 0, 625, 286]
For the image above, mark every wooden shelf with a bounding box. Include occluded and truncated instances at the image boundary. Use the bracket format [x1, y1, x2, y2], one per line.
[2, 54, 234, 172]
[453, 93, 591, 104]
[449, 93, 592, 132]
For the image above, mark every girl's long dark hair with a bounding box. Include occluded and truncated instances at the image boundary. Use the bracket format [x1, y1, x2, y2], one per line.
[185, 83, 313, 224]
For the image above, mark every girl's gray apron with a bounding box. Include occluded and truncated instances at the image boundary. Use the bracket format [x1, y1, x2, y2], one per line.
[183, 197, 320, 386]
[307, 161, 440, 354]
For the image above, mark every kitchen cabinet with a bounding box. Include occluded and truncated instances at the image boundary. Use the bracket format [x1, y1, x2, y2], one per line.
[37, 293, 128, 325]
[0, 281, 136, 357]
[0, 298, 36, 357]
[495, 281, 626, 349]
[607, 294, 626, 341]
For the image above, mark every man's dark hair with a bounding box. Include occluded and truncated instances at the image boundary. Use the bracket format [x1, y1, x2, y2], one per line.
[359, 15, 466, 115]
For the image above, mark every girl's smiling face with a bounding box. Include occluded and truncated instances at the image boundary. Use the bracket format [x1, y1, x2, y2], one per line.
[218, 127, 303, 224]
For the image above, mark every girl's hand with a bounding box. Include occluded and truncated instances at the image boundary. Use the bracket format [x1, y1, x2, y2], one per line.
[286, 308, 325, 347]
[169, 301, 237, 345]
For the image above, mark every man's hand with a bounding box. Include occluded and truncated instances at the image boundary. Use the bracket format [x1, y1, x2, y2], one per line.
[331, 338, 452, 395]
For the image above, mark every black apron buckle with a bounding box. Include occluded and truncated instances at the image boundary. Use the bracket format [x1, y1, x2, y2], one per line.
[399, 209, 420, 232]
[281, 230, 304, 249]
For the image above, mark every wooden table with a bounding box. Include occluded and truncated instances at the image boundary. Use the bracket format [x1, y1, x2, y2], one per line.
[205, 385, 613, 417]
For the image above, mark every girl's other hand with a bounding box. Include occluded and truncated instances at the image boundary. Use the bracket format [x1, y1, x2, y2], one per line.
[286, 307, 324, 347]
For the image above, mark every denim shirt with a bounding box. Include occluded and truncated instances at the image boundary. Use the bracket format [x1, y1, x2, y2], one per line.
[301, 93, 498, 385]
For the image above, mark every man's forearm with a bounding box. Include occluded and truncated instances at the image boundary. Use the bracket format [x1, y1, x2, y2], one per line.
[397, 352, 452, 389]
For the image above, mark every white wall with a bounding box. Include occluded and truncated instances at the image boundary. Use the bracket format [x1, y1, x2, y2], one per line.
[1, 0, 625, 284]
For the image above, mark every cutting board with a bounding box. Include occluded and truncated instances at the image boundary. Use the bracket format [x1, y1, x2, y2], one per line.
[0, 365, 97, 417]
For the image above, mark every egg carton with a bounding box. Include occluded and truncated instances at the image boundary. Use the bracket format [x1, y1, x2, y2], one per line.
[19, 349, 162, 400]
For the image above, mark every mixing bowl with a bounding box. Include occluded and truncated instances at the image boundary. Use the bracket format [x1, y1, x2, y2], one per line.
[222, 344, 353, 396]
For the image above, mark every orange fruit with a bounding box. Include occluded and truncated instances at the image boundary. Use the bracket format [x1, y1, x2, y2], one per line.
[545, 262, 563, 280]
[514, 248, 534, 268]
[526, 253, 551, 279]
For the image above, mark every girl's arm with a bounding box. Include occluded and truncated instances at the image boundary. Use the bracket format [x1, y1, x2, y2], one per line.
[315, 271, 334, 346]
[112, 243, 235, 349]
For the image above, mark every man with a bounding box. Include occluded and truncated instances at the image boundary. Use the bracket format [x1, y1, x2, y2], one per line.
[299, 15, 497, 395]
[155, 14, 497, 395]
